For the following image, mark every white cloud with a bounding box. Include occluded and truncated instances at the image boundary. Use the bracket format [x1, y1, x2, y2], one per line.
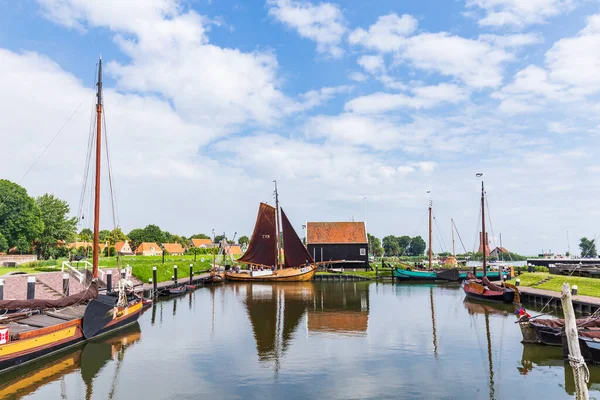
[479, 33, 544, 48]
[466, 0, 576, 28]
[344, 83, 467, 114]
[348, 13, 417, 53]
[286, 85, 353, 113]
[38, 0, 288, 129]
[397, 33, 513, 88]
[357, 54, 385, 74]
[348, 71, 368, 82]
[267, 0, 346, 57]
[546, 13, 600, 94]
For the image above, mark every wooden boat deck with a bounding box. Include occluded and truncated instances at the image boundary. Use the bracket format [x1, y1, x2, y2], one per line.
[3, 305, 86, 339]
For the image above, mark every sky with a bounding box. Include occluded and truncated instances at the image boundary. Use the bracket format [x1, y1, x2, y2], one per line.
[1, 0, 600, 256]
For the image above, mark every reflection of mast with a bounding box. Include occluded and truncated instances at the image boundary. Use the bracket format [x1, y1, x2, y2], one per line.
[484, 311, 495, 400]
[430, 287, 438, 359]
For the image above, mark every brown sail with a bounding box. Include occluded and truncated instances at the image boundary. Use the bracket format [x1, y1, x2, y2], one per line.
[281, 208, 314, 268]
[238, 202, 277, 267]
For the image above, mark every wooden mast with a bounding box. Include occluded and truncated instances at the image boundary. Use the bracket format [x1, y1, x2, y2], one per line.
[451, 219, 455, 257]
[428, 199, 432, 270]
[92, 57, 103, 280]
[480, 177, 487, 278]
[274, 181, 282, 269]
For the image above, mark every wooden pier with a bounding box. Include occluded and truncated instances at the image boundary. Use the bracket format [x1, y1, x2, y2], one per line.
[519, 286, 600, 315]
[138, 272, 212, 296]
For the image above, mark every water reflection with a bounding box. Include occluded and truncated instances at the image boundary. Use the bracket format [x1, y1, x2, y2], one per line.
[0, 323, 141, 400]
[308, 282, 370, 335]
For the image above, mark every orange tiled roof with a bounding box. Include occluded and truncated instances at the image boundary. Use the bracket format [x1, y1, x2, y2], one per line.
[308, 312, 368, 333]
[191, 238, 212, 247]
[163, 243, 184, 253]
[135, 242, 162, 254]
[225, 245, 242, 255]
[306, 222, 367, 244]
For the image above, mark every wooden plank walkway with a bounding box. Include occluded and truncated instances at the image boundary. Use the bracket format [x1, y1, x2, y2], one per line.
[518, 285, 600, 314]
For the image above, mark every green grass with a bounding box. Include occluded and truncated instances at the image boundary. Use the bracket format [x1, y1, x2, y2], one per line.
[512, 272, 600, 298]
[9, 254, 222, 283]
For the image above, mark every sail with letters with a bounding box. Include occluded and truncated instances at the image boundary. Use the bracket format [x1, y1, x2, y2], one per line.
[237, 202, 277, 267]
[281, 208, 314, 268]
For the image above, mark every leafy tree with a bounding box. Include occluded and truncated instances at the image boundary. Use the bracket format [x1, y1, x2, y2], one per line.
[239, 235, 250, 246]
[0, 180, 44, 251]
[191, 233, 210, 239]
[99, 230, 110, 241]
[214, 234, 226, 244]
[79, 228, 93, 241]
[35, 194, 77, 259]
[142, 224, 165, 244]
[408, 236, 426, 256]
[103, 246, 116, 257]
[0, 233, 8, 253]
[382, 235, 400, 256]
[397, 235, 411, 255]
[127, 228, 145, 250]
[169, 234, 187, 247]
[106, 227, 127, 245]
[367, 233, 383, 257]
[580, 237, 597, 257]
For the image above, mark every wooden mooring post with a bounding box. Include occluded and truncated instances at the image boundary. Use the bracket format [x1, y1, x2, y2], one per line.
[63, 273, 70, 295]
[152, 266, 158, 297]
[0, 278, 3, 300]
[27, 276, 35, 300]
[562, 282, 590, 400]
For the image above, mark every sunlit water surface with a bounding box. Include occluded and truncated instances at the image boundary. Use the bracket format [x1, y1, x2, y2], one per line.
[1, 282, 599, 399]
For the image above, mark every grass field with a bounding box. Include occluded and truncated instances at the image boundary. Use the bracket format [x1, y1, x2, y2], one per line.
[4, 254, 222, 283]
[511, 272, 600, 297]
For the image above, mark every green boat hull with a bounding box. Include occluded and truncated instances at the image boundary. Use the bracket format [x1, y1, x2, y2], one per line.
[393, 269, 504, 281]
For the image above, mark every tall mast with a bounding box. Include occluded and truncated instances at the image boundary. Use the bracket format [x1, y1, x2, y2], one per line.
[451, 219, 455, 257]
[92, 57, 103, 280]
[274, 181, 281, 269]
[212, 229, 216, 271]
[428, 196, 433, 270]
[480, 177, 487, 277]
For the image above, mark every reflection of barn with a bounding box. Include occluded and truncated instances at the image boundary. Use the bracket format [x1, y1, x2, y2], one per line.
[308, 282, 369, 335]
[306, 222, 369, 270]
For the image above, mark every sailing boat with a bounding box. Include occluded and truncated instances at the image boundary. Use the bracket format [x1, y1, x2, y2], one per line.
[393, 198, 460, 281]
[462, 174, 518, 303]
[0, 57, 142, 373]
[225, 182, 316, 282]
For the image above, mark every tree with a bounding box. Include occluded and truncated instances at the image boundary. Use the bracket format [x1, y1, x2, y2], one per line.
[396, 235, 411, 255]
[367, 233, 383, 257]
[0, 180, 44, 251]
[79, 228, 93, 241]
[239, 235, 249, 246]
[408, 236, 426, 256]
[106, 227, 127, 245]
[214, 234, 226, 244]
[103, 246, 116, 257]
[99, 230, 110, 241]
[128, 228, 145, 250]
[0, 233, 7, 253]
[35, 194, 77, 259]
[191, 233, 210, 239]
[579, 237, 597, 258]
[382, 235, 400, 256]
[142, 224, 165, 244]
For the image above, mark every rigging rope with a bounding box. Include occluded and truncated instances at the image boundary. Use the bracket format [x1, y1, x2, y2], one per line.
[452, 220, 468, 254]
[20, 88, 95, 183]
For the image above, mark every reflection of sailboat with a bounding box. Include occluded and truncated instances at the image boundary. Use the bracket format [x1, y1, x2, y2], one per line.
[244, 283, 312, 368]
[0, 323, 141, 399]
[430, 287, 438, 358]
[225, 182, 317, 282]
[307, 282, 369, 335]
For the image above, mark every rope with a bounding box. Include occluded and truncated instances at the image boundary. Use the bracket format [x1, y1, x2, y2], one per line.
[568, 354, 590, 384]
[20, 88, 95, 183]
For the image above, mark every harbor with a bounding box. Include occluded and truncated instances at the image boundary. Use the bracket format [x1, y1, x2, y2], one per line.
[1, 281, 598, 399]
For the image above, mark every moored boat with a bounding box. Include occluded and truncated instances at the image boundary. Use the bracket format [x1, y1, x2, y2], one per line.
[462, 174, 519, 304]
[225, 182, 317, 282]
[0, 57, 142, 374]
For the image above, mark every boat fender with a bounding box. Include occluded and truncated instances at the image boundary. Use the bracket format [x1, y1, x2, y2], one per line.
[0, 327, 9, 344]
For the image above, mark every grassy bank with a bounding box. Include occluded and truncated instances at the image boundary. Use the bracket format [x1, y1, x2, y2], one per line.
[511, 272, 600, 297]
[12, 254, 220, 283]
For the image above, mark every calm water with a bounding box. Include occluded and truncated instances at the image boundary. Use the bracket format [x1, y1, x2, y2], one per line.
[2, 282, 600, 399]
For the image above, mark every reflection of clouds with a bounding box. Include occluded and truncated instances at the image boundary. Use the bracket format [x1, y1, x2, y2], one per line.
[22, 283, 600, 399]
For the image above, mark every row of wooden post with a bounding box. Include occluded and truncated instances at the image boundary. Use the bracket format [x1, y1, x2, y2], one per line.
[148, 264, 195, 297]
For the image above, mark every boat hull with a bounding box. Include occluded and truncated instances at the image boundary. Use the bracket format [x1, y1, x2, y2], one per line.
[462, 280, 515, 303]
[225, 266, 316, 282]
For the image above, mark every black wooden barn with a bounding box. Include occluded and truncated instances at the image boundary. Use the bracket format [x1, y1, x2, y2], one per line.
[306, 222, 370, 270]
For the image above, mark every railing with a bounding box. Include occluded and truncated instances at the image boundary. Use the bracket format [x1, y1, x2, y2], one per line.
[61, 260, 105, 282]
